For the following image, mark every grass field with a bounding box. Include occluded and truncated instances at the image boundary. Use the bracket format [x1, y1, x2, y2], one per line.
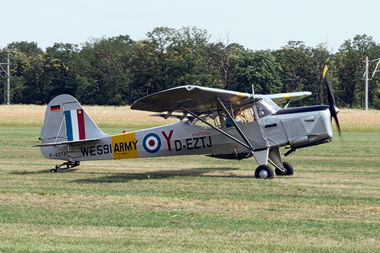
[0, 105, 379, 252]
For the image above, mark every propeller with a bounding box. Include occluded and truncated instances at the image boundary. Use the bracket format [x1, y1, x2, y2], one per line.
[323, 65, 341, 136]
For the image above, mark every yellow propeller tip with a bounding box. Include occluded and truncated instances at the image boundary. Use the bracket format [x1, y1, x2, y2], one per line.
[323, 65, 328, 79]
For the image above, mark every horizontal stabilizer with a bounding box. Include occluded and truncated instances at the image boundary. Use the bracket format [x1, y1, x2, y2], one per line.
[33, 138, 100, 147]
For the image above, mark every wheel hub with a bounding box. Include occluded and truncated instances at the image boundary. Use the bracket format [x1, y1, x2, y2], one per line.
[259, 170, 268, 179]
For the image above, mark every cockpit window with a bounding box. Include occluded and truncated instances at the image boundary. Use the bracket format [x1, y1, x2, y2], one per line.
[185, 107, 256, 129]
[185, 114, 215, 129]
[254, 99, 278, 118]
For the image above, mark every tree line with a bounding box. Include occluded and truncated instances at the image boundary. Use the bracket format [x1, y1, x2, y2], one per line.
[1, 27, 380, 109]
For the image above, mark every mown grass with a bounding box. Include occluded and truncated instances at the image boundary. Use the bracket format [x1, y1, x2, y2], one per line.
[0, 105, 379, 252]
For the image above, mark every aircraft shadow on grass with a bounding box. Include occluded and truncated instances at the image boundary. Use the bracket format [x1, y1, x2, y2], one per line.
[10, 169, 80, 175]
[70, 167, 255, 184]
[10, 167, 294, 183]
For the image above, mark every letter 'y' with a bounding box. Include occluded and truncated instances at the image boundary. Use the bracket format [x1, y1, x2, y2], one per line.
[162, 130, 174, 151]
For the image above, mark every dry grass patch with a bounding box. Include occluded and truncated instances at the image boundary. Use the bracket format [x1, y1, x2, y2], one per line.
[0, 104, 176, 128]
[338, 108, 380, 124]
[0, 105, 378, 129]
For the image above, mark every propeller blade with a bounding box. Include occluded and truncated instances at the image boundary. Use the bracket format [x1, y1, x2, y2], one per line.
[332, 113, 341, 135]
[323, 65, 341, 136]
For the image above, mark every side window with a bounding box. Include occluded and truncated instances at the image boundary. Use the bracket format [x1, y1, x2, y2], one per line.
[186, 113, 217, 129]
[224, 107, 255, 128]
[240, 108, 255, 122]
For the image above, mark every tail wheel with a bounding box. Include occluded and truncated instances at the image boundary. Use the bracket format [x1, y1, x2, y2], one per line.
[255, 165, 274, 179]
[275, 162, 294, 176]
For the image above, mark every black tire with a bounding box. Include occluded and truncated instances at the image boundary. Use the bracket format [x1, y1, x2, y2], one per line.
[275, 162, 294, 176]
[50, 168, 57, 173]
[255, 165, 274, 179]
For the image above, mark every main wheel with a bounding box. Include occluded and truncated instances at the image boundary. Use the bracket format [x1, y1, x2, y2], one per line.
[255, 165, 274, 179]
[275, 162, 294, 176]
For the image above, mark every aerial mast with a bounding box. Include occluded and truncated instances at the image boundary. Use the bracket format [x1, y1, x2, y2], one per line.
[0, 51, 10, 105]
[363, 56, 380, 112]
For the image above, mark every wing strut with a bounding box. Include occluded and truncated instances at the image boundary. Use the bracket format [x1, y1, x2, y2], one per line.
[180, 107, 251, 150]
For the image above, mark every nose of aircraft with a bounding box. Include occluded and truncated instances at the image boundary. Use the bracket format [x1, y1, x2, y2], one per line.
[321, 108, 334, 139]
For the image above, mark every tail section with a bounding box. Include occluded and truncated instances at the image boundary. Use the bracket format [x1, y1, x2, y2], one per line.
[38, 94, 109, 159]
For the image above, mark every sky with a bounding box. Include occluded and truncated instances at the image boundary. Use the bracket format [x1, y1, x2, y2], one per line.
[2, 0, 380, 52]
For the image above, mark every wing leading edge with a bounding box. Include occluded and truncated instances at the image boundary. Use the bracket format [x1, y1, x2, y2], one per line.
[267, 91, 312, 104]
[131, 85, 311, 114]
[131, 85, 252, 115]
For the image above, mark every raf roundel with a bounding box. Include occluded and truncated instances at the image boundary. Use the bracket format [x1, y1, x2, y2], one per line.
[143, 133, 161, 153]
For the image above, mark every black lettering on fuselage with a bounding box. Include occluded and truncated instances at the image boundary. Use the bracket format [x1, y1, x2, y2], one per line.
[206, 136, 212, 147]
[90, 146, 96, 156]
[80, 144, 114, 157]
[200, 137, 206, 148]
[105, 144, 111, 154]
[124, 142, 132, 151]
[186, 138, 193, 150]
[172, 136, 212, 152]
[132, 140, 138, 150]
[81, 147, 90, 156]
[194, 137, 200, 149]
[175, 140, 182, 151]
[97, 145, 103, 155]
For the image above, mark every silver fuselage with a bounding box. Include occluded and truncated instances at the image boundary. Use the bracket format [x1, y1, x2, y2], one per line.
[41, 105, 333, 162]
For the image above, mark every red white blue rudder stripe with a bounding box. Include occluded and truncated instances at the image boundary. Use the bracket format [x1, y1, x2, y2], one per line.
[64, 109, 86, 141]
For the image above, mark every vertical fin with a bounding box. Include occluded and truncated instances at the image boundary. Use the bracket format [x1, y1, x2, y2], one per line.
[39, 94, 110, 160]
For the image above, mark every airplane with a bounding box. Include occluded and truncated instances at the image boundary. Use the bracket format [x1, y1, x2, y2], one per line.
[34, 66, 340, 179]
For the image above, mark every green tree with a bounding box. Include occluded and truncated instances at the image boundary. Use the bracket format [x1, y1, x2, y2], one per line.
[207, 39, 243, 90]
[306, 44, 332, 106]
[231, 50, 282, 94]
[77, 35, 134, 105]
[4, 42, 44, 104]
[7, 41, 43, 55]
[274, 41, 312, 93]
[129, 26, 217, 102]
[44, 43, 81, 102]
[0, 48, 29, 103]
[334, 34, 378, 108]
[21, 52, 49, 104]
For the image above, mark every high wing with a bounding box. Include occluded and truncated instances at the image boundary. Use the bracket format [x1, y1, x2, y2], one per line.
[131, 85, 252, 115]
[131, 85, 311, 114]
[267, 92, 312, 104]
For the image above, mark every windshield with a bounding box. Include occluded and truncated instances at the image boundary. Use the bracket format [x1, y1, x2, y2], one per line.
[254, 99, 278, 118]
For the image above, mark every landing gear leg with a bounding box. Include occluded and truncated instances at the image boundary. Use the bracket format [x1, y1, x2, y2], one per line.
[275, 162, 294, 176]
[51, 161, 80, 173]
